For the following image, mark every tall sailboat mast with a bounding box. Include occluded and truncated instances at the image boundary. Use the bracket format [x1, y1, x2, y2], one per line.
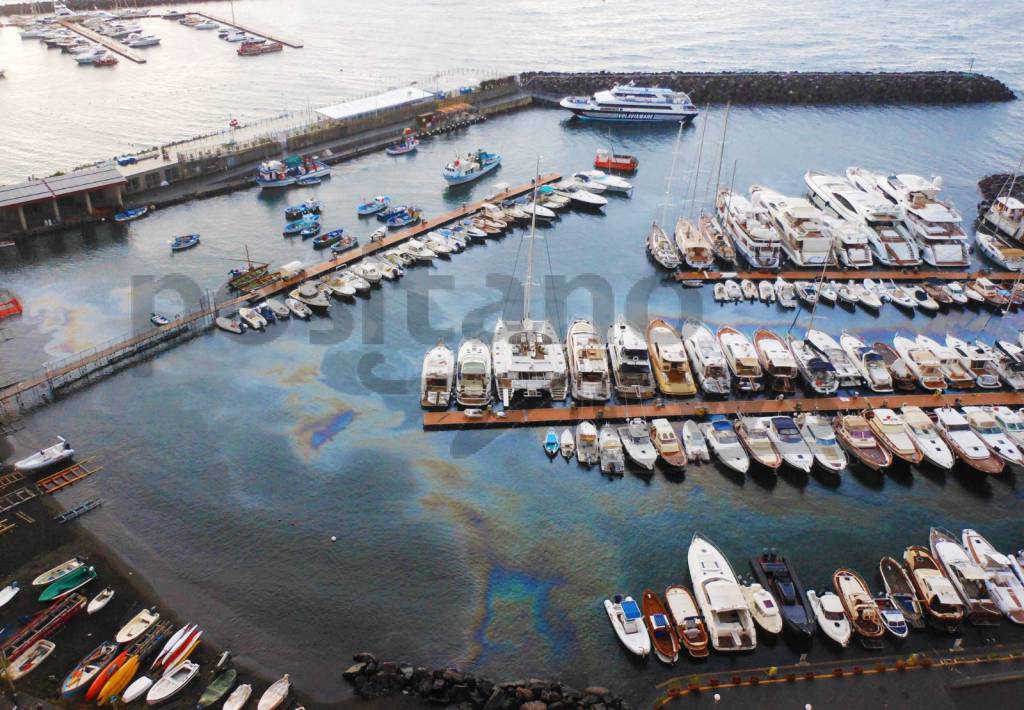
[522, 156, 541, 323]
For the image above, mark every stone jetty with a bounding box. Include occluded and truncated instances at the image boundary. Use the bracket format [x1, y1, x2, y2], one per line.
[343, 652, 630, 710]
[521, 70, 1016, 105]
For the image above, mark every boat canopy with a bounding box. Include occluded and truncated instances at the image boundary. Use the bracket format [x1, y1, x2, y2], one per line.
[705, 579, 746, 612]
[920, 576, 962, 606]
[620, 599, 642, 620]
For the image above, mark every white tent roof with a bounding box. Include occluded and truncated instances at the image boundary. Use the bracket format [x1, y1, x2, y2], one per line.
[316, 87, 435, 121]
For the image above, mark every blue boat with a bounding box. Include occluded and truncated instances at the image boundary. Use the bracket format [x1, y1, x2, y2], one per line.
[313, 228, 346, 249]
[256, 156, 331, 189]
[542, 429, 559, 457]
[284, 198, 323, 220]
[170, 234, 200, 252]
[357, 196, 391, 216]
[441, 149, 501, 185]
[329, 233, 359, 254]
[283, 214, 320, 236]
[113, 206, 148, 223]
[376, 206, 404, 223]
[385, 134, 419, 156]
[297, 175, 322, 186]
[386, 207, 422, 229]
[300, 222, 322, 239]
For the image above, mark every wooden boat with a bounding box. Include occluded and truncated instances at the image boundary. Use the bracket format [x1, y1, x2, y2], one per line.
[872, 341, 917, 391]
[833, 568, 885, 644]
[930, 528, 1002, 626]
[224, 684, 253, 710]
[39, 565, 95, 602]
[649, 418, 687, 469]
[931, 407, 1005, 474]
[922, 281, 954, 307]
[664, 585, 709, 658]
[675, 217, 715, 269]
[147, 661, 199, 705]
[967, 277, 1010, 308]
[962, 528, 1024, 624]
[646, 319, 697, 395]
[879, 556, 924, 629]
[603, 595, 650, 658]
[699, 213, 736, 265]
[62, 642, 120, 699]
[4, 639, 56, 681]
[32, 556, 85, 586]
[87, 587, 115, 614]
[198, 669, 238, 708]
[904, 545, 964, 633]
[864, 408, 923, 464]
[833, 414, 892, 471]
[642, 589, 680, 664]
[735, 417, 782, 470]
[116, 608, 160, 644]
[874, 594, 909, 638]
[753, 329, 797, 393]
[806, 590, 851, 647]
[258, 675, 291, 710]
[750, 550, 815, 636]
[15, 436, 74, 472]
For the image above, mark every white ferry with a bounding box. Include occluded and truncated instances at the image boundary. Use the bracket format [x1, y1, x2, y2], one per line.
[559, 82, 699, 123]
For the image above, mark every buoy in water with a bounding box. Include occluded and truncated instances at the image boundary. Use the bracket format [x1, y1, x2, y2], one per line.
[330, 535, 337, 542]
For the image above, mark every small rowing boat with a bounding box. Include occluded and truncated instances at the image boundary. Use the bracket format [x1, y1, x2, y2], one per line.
[641, 589, 680, 665]
[170, 234, 200, 252]
[147, 661, 199, 704]
[87, 587, 115, 614]
[114, 206, 148, 222]
[258, 675, 291, 710]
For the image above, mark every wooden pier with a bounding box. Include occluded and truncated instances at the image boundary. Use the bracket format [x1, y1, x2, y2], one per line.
[422, 391, 1024, 430]
[674, 269, 1023, 283]
[195, 12, 304, 48]
[58, 20, 147, 64]
[242, 174, 562, 303]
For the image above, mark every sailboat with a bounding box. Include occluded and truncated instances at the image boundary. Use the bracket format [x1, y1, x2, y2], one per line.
[492, 158, 568, 407]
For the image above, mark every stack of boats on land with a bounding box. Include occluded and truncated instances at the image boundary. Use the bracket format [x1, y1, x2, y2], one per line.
[606, 526, 1024, 666]
[711, 273, 1021, 314]
[650, 166, 1024, 273]
[1, 555, 293, 708]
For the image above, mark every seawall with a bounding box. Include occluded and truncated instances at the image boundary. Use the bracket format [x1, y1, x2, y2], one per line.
[1, 0, 231, 16]
[521, 70, 1016, 105]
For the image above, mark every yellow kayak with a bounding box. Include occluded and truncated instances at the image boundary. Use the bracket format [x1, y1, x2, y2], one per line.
[97, 655, 139, 705]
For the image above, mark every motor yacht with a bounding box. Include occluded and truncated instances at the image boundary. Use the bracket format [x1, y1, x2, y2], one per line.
[607, 318, 657, 399]
[715, 189, 782, 269]
[565, 319, 612, 401]
[751, 185, 832, 266]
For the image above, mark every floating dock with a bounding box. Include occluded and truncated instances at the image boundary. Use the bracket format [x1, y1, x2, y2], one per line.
[58, 20, 147, 64]
[243, 174, 562, 303]
[37, 458, 104, 494]
[422, 391, 1024, 430]
[194, 12, 303, 48]
[674, 269, 1023, 283]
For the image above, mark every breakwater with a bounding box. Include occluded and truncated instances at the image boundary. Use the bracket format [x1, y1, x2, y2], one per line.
[978, 173, 1024, 204]
[0, 0, 231, 16]
[521, 70, 1016, 104]
[343, 652, 630, 710]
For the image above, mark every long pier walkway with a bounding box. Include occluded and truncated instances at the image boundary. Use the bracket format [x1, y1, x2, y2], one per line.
[674, 268, 1023, 283]
[195, 12, 304, 48]
[423, 390, 1024, 430]
[0, 176, 560, 417]
[58, 21, 147, 63]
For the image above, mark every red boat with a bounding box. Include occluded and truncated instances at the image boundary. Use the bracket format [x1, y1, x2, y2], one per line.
[238, 40, 283, 56]
[594, 149, 638, 173]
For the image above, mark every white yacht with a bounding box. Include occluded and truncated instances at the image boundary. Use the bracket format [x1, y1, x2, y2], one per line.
[892, 335, 946, 391]
[994, 341, 1024, 390]
[616, 418, 658, 470]
[822, 216, 873, 268]
[839, 333, 893, 392]
[945, 336, 1002, 389]
[455, 339, 492, 408]
[717, 327, 763, 392]
[804, 171, 920, 266]
[420, 342, 455, 409]
[900, 406, 955, 470]
[565, 319, 612, 401]
[981, 196, 1024, 242]
[795, 413, 848, 473]
[699, 419, 750, 474]
[558, 82, 699, 123]
[847, 168, 969, 267]
[916, 335, 974, 390]
[492, 166, 568, 407]
[986, 406, 1024, 447]
[760, 416, 814, 473]
[688, 534, 757, 652]
[715, 189, 782, 269]
[806, 329, 861, 388]
[750, 186, 832, 266]
[787, 335, 839, 394]
[607, 318, 657, 399]
[574, 170, 633, 194]
[962, 529, 1024, 624]
[975, 230, 1024, 271]
[598, 424, 626, 476]
[674, 217, 716, 269]
[681, 319, 730, 395]
[931, 528, 1002, 626]
[646, 223, 680, 270]
[962, 407, 1024, 465]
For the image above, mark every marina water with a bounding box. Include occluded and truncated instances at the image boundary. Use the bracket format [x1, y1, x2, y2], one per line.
[2, 0, 1024, 705]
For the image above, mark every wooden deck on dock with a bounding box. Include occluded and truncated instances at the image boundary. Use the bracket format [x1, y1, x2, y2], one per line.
[58, 21, 147, 63]
[422, 391, 1024, 430]
[243, 174, 562, 302]
[195, 12, 303, 48]
[674, 269, 1023, 283]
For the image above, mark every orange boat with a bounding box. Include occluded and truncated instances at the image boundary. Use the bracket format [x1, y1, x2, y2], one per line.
[594, 149, 638, 173]
[833, 568, 885, 644]
[664, 585, 709, 658]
